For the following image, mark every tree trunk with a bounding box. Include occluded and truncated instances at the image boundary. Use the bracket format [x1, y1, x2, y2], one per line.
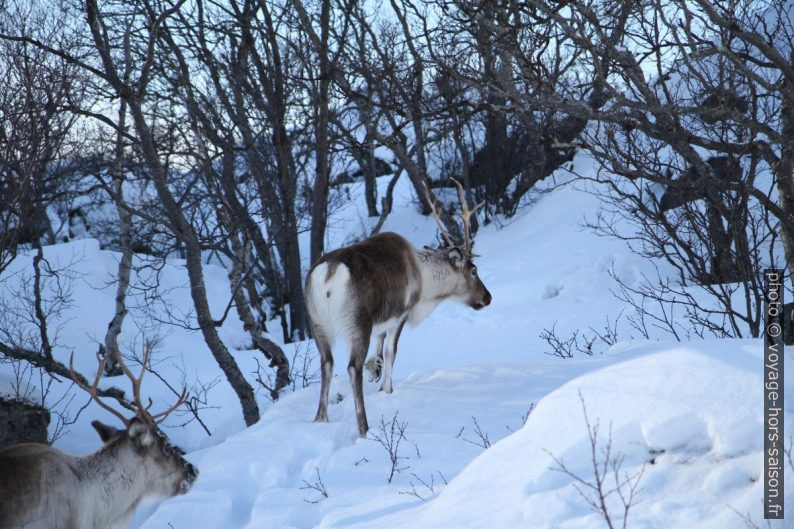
[309, 0, 332, 267]
[777, 108, 794, 290]
[102, 100, 131, 377]
[218, 156, 291, 399]
[363, 143, 379, 217]
[134, 107, 260, 426]
[85, 0, 261, 426]
[224, 225, 291, 399]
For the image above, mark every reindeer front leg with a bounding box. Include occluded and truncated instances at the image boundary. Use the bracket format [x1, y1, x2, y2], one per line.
[365, 333, 386, 382]
[380, 318, 406, 394]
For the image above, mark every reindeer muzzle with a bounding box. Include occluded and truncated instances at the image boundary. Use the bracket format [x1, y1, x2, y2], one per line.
[179, 463, 199, 494]
[473, 290, 492, 310]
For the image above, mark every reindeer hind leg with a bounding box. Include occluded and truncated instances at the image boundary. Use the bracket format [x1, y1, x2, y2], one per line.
[313, 330, 333, 423]
[348, 325, 372, 437]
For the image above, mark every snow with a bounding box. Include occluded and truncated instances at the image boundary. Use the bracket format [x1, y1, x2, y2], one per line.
[1, 169, 791, 529]
[358, 343, 774, 529]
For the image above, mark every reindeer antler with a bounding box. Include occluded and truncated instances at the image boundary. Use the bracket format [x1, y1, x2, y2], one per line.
[69, 340, 188, 427]
[69, 352, 131, 427]
[112, 340, 188, 426]
[114, 340, 154, 418]
[421, 178, 483, 258]
[420, 180, 456, 249]
[449, 178, 484, 258]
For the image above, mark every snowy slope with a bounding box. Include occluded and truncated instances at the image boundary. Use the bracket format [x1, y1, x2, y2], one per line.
[136, 340, 790, 529]
[340, 342, 790, 529]
[1, 169, 791, 529]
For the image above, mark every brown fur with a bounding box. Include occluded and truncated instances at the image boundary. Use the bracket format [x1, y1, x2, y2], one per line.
[314, 232, 422, 326]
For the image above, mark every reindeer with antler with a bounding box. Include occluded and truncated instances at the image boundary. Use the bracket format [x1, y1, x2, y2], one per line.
[305, 178, 492, 436]
[0, 343, 198, 529]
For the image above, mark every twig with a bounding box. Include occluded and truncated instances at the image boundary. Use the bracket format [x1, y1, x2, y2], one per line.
[300, 466, 329, 503]
[399, 472, 436, 501]
[459, 416, 491, 449]
[368, 412, 409, 483]
[546, 391, 644, 529]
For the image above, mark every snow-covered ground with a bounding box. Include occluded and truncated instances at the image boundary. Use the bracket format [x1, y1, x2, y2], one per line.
[134, 340, 787, 529]
[1, 171, 791, 528]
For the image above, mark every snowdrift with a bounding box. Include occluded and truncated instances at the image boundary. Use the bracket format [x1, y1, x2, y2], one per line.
[132, 341, 791, 529]
[346, 342, 792, 529]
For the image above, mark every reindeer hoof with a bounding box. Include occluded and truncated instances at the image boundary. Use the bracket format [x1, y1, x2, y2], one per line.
[365, 355, 383, 382]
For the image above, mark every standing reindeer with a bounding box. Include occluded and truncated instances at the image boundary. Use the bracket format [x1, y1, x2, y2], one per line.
[306, 179, 492, 436]
[0, 345, 198, 529]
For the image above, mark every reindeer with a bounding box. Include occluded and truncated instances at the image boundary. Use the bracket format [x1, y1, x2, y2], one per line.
[0, 344, 198, 529]
[305, 178, 492, 436]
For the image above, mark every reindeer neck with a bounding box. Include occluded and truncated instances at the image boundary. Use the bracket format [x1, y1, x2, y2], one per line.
[77, 440, 146, 525]
[416, 248, 460, 302]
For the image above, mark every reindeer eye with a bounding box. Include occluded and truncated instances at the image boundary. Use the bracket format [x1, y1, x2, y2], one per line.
[471, 267, 478, 276]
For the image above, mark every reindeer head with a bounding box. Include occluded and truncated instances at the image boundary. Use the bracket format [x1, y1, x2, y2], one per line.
[423, 178, 492, 311]
[445, 246, 492, 309]
[70, 343, 198, 497]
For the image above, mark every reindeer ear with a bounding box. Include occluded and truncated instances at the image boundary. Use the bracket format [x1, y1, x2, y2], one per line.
[91, 420, 121, 443]
[127, 417, 154, 448]
[448, 247, 465, 268]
